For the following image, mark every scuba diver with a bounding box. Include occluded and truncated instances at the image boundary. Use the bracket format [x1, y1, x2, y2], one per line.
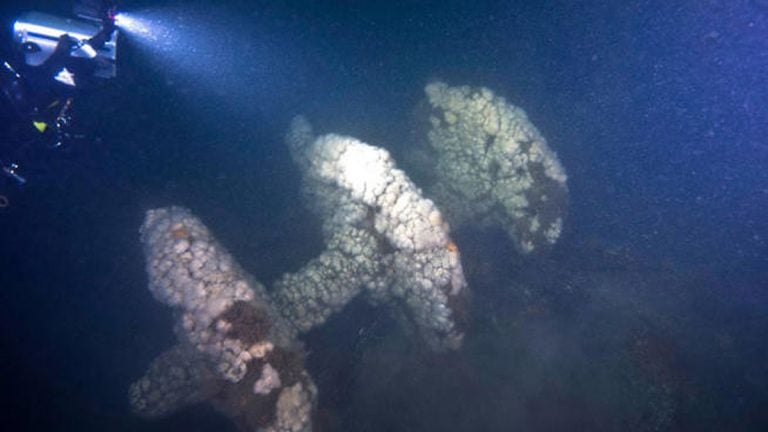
[0, 0, 118, 203]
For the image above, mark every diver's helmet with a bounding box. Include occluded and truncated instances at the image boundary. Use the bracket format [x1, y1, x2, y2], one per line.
[12, 11, 117, 80]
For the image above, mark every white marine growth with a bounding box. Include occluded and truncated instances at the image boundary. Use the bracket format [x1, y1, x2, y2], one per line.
[421, 81, 568, 253]
[132, 207, 316, 432]
[141, 206, 292, 382]
[274, 116, 468, 350]
[129, 344, 215, 419]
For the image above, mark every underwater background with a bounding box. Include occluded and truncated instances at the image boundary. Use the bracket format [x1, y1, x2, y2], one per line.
[1, 0, 767, 430]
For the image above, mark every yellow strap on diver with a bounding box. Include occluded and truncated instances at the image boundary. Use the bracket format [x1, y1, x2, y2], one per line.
[33, 121, 48, 133]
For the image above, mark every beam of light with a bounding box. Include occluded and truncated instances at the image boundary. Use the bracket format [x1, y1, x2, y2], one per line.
[114, 13, 157, 42]
[114, 10, 199, 58]
[113, 6, 298, 119]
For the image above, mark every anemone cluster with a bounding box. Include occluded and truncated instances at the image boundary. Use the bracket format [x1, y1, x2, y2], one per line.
[129, 81, 568, 431]
[130, 123, 470, 430]
[129, 344, 215, 419]
[275, 117, 468, 350]
[418, 81, 568, 253]
[130, 207, 316, 432]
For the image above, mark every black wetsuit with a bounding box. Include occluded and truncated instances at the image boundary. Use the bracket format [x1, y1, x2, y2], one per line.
[0, 36, 85, 188]
[0, 14, 116, 190]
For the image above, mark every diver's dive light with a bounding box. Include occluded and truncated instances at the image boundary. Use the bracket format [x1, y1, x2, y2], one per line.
[12, 10, 118, 80]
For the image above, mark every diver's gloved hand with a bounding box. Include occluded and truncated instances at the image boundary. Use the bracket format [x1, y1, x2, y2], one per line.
[56, 34, 79, 53]
[88, 13, 117, 50]
[38, 34, 80, 71]
[103, 18, 116, 35]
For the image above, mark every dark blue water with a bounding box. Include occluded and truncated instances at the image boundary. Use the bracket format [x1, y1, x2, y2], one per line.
[1, 0, 766, 430]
